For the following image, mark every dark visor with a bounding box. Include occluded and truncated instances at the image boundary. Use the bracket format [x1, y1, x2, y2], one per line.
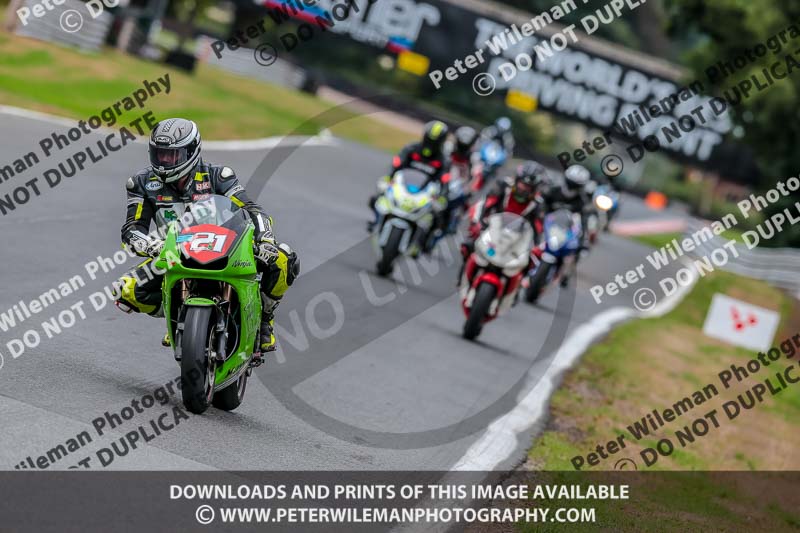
[150, 146, 191, 170]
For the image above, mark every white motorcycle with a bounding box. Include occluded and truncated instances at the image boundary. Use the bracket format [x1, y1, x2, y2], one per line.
[372, 169, 442, 276]
[460, 213, 533, 340]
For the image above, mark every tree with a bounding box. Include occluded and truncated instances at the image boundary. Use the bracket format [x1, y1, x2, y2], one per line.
[492, 0, 671, 53]
[664, 0, 800, 247]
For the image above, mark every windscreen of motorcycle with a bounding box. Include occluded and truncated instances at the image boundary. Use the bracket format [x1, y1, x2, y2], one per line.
[390, 169, 439, 214]
[395, 168, 432, 193]
[477, 212, 533, 270]
[544, 209, 578, 250]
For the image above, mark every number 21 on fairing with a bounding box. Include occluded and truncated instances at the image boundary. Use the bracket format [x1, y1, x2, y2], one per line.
[190, 232, 227, 252]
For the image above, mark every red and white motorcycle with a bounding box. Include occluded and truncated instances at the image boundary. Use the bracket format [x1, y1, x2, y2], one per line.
[459, 213, 533, 340]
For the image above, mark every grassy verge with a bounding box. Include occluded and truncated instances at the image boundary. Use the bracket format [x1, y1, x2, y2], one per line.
[527, 271, 799, 470]
[630, 232, 683, 250]
[0, 29, 416, 152]
[517, 271, 800, 530]
[529, 273, 800, 470]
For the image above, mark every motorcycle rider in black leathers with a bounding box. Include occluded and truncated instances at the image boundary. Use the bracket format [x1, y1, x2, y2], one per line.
[540, 164, 593, 286]
[450, 126, 479, 171]
[542, 164, 592, 242]
[441, 126, 479, 233]
[368, 120, 451, 243]
[116, 118, 299, 358]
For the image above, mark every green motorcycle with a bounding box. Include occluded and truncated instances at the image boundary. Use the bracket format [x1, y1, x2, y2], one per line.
[154, 195, 261, 414]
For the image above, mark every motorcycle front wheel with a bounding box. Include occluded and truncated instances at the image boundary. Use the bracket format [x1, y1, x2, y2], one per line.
[463, 283, 496, 340]
[525, 263, 551, 304]
[377, 226, 404, 276]
[180, 306, 216, 414]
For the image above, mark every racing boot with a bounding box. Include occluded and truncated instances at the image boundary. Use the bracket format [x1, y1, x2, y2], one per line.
[253, 294, 280, 366]
[115, 276, 167, 345]
[115, 276, 159, 315]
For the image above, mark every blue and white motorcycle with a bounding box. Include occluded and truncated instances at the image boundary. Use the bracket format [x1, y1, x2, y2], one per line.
[523, 208, 582, 304]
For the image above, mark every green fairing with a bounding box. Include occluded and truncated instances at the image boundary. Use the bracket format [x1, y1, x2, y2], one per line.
[157, 219, 261, 388]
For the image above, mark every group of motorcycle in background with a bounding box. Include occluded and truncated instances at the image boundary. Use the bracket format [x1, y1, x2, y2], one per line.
[368, 118, 621, 340]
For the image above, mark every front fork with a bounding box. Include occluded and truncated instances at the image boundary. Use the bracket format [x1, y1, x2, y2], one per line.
[378, 216, 412, 247]
[172, 282, 234, 365]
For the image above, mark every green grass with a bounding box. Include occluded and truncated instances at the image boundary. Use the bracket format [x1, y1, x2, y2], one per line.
[720, 227, 745, 243]
[0, 29, 416, 151]
[631, 232, 682, 249]
[0, 48, 52, 67]
[521, 271, 800, 530]
[769, 503, 800, 529]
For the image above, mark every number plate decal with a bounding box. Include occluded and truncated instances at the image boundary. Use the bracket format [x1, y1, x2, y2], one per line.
[180, 224, 237, 264]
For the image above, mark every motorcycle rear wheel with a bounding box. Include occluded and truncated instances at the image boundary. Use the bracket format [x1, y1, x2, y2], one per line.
[212, 370, 248, 411]
[463, 283, 496, 340]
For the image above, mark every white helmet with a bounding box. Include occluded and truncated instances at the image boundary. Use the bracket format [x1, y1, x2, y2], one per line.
[149, 118, 202, 183]
[564, 164, 590, 191]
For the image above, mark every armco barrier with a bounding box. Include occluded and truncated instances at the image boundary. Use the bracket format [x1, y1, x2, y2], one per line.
[14, 0, 112, 51]
[685, 220, 800, 293]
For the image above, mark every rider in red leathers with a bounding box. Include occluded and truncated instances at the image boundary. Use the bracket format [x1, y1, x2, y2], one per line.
[458, 161, 550, 283]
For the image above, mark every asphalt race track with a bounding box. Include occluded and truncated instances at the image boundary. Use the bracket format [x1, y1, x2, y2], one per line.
[0, 111, 688, 471]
